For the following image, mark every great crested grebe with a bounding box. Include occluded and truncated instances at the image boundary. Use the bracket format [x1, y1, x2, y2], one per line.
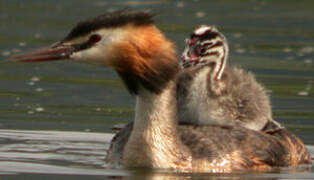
[9, 9, 311, 172]
[178, 25, 275, 131]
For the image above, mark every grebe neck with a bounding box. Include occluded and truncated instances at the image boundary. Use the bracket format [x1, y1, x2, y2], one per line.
[134, 82, 177, 133]
[212, 38, 228, 81]
[113, 25, 191, 170]
[122, 82, 191, 170]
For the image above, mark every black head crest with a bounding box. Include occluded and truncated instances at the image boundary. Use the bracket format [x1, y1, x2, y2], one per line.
[63, 9, 155, 41]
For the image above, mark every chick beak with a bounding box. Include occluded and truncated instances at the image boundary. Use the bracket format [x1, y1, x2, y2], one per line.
[8, 43, 75, 63]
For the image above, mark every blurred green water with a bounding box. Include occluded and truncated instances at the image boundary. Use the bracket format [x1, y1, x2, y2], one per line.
[0, 0, 314, 179]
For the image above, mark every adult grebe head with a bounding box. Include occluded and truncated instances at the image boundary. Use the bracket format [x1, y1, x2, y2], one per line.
[9, 9, 178, 94]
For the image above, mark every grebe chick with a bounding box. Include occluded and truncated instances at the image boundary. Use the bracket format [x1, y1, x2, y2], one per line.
[178, 25, 273, 131]
[9, 10, 311, 172]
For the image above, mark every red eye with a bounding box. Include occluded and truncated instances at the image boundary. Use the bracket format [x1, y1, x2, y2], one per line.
[89, 34, 102, 43]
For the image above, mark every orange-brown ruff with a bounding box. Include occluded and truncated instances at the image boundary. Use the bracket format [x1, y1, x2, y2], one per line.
[8, 9, 311, 172]
[111, 25, 177, 94]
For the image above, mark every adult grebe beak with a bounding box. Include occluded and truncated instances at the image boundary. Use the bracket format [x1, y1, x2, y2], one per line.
[7, 43, 75, 63]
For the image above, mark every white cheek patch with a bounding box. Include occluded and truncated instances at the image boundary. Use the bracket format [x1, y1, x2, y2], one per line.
[68, 28, 128, 64]
[70, 51, 82, 61]
[70, 46, 112, 66]
[97, 28, 126, 46]
[99, 36, 114, 47]
[70, 48, 98, 62]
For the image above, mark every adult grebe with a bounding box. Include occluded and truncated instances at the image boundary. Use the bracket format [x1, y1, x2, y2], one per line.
[9, 9, 311, 172]
[178, 25, 275, 131]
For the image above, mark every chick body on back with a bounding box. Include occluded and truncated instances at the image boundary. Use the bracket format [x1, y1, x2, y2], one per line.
[177, 65, 272, 131]
[177, 26, 272, 131]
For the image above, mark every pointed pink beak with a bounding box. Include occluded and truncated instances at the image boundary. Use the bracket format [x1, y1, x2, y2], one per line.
[8, 44, 75, 63]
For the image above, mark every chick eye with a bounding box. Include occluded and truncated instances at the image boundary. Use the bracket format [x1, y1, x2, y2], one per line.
[89, 34, 102, 43]
[194, 44, 206, 56]
[199, 47, 207, 54]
